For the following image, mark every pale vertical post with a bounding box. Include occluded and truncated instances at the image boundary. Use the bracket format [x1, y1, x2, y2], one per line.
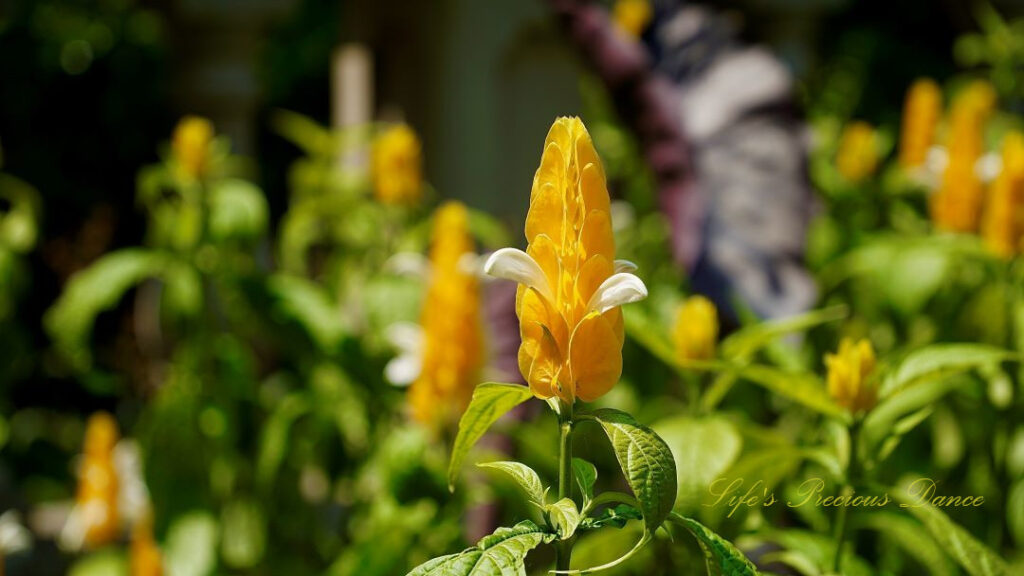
[331, 44, 374, 171]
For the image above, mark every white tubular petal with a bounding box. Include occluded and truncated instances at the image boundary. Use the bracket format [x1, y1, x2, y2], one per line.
[613, 259, 638, 274]
[458, 252, 484, 277]
[586, 273, 648, 314]
[385, 353, 422, 387]
[925, 146, 948, 174]
[483, 247, 555, 302]
[975, 152, 1002, 183]
[385, 322, 424, 355]
[384, 252, 430, 277]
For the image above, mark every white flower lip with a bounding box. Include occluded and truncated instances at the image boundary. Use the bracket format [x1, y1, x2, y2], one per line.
[483, 248, 556, 303]
[384, 322, 424, 386]
[613, 259, 638, 274]
[586, 272, 648, 314]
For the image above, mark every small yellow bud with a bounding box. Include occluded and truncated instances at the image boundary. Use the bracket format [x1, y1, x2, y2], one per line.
[613, 0, 653, 38]
[76, 412, 120, 547]
[171, 116, 214, 180]
[836, 121, 879, 183]
[825, 338, 877, 415]
[672, 295, 718, 362]
[371, 124, 423, 205]
[899, 79, 942, 168]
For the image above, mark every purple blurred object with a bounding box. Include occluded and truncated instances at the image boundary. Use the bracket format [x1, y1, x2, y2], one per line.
[549, 0, 816, 321]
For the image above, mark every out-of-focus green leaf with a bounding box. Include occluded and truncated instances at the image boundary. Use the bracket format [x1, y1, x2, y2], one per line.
[405, 520, 554, 576]
[448, 382, 533, 491]
[545, 497, 581, 540]
[720, 305, 847, 361]
[737, 365, 849, 422]
[893, 488, 1011, 576]
[207, 179, 268, 242]
[854, 511, 957, 576]
[221, 499, 266, 569]
[669, 514, 759, 576]
[0, 173, 41, 253]
[68, 550, 128, 576]
[755, 529, 873, 576]
[256, 392, 311, 489]
[162, 260, 203, 318]
[477, 461, 547, 506]
[45, 248, 167, 369]
[654, 415, 742, 512]
[467, 208, 511, 249]
[880, 343, 1016, 398]
[590, 408, 677, 530]
[266, 274, 346, 351]
[272, 109, 336, 156]
[862, 374, 969, 462]
[573, 458, 598, 504]
[165, 511, 219, 576]
[1008, 478, 1024, 548]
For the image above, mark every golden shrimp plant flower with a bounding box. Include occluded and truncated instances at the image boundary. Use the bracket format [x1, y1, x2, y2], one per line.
[982, 131, 1024, 259]
[836, 121, 879, 183]
[899, 78, 942, 169]
[485, 117, 647, 404]
[387, 202, 484, 427]
[371, 123, 423, 205]
[931, 81, 996, 232]
[825, 338, 878, 415]
[171, 116, 214, 180]
[130, 515, 163, 576]
[673, 295, 718, 362]
[72, 412, 121, 548]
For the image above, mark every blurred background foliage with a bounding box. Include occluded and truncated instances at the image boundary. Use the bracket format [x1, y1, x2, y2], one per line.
[0, 0, 1023, 575]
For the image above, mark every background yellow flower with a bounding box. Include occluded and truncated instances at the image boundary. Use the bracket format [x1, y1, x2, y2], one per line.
[673, 295, 718, 362]
[825, 338, 877, 414]
[371, 124, 423, 205]
[899, 78, 942, 169]
[171, 116, 214, 180]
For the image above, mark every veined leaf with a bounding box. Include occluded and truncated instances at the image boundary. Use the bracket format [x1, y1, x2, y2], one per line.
[589, 408, 677, 530]
[893, 489, 1010, 576]
[653, 416, 742, 512]
[545, 498, 581, 540]
[572, 458, 598, 504]
[669, 514, 759, 576]
[477, 461, 547, 506]
[406, 521, 554, 576]
[880, 343, 1017, 398]
[737, 365, 849, 422]
[720, 305, 847, 361]
[448, 383, 533, 491]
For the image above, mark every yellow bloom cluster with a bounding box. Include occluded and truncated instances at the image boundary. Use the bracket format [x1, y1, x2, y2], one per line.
[613, 0, 653, 39]
[899, 78, 942, 168]
[825, 338, 877, 415]
[930, 81, 996, 232]
[75, 412, 120, 548]
[836, 121, 879, 182]
[171, 116, 214, 180]
[982, 131, 1024, 258]
[673, 295, 718, 362]
[371, 124, 423, 205]
[409, 201, 483, 426]
[485, 117, 647, 403]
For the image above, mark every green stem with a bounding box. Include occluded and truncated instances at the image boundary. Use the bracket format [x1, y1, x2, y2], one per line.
[555, 401, 575, 572]
[833, 422, 861, 573]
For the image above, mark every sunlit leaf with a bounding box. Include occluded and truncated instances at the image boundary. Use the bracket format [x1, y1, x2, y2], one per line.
[669, 514, 759, 576]
[720, 305, 847, 361]
[589, 408, 677, 530]
[880, 343, 1016, 398]
[653, 415, 742, 512]
[406, 521, 554, 576]
[207, 179, 268, 242]
[448, 383, 533, 491]
[478, 461, 547, 506]
[737, 365, 849, 422]
[165, 511, 219, 576]
[545, 498, 581, 540]
[572, 458, 598, 504]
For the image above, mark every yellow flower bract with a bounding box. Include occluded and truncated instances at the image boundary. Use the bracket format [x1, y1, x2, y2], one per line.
[899, 78, 942, 168]
[982, 131, 1024, 259]
[371, 124, 423, 205]
[613, 0, 653, 38]
[130, 517, 163, 576]
[931, 81, 996, 232]
[76, 412, 120, 548]
[409, 201, 483, 426]
[825, 338, 877, 415]
[172, 116, 214, 180]
[836, 121, 879, 183]
[673, 295, 718, 362]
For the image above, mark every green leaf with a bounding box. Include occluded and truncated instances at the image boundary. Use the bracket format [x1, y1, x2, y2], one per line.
[44, 249, 168, 370]
[406, 520, 554, 576]
[622, 307, 731, 378]
[654, 416, 742, 512]
[165, 511, 219, 576]
[545, 498, 581, 540]
[880, 343, 1017, 398]
[862, 374, 969, 461]
[893, 488, 1010, 576]
[448, 383, 533, 491]
[267, 274, 346, 351]
[669, 514, 759, 576]
[572, 458, 598, 504]
[854, 511, 956, 576]
[467, 208, 512, 250]
[256, 392, 311, 489]
[581, 504, 643, 530]
[720, 305, 847, 361]
[589, 408, 677, 530]
[207, 179, 268, 242]
[478, 461, 547, 506]
[737, 365, 849, 422]
[220, 499, 267, 569]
